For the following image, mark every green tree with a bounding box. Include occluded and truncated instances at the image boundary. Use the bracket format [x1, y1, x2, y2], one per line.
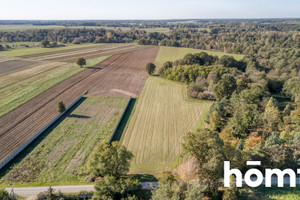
[262, 98, 281, 133]
[152, 182, 206, 200]
[158, 61, 173, 76]
[76, 57, 86, 68]
[93, 176, 140, 200]
[264, 133, 284, 168]
[87, 142, 133, 178]
[213, 74, 237, 99]
[282, 77, 300, 103]
[0, 188, 14, 200]
[57, 101, 66, 113]
[218, 55, 237, 68]
[41, 39, 50, 48]
[145, 63, 156, 75]
[182, 129, 225, 191]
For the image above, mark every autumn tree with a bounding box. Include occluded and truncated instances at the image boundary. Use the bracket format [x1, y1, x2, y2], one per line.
[262, 97, 281, 134]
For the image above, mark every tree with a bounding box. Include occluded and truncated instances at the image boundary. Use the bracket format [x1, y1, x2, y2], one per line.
[218, 55, 238, 68]
[41, 40, 50, 48]
[213, 74, 237, 99]
[282, 77, 300, 103]
[76, 57, 86, 68]
[152, 182, 206, 200]
[57, 101, 66, 113]
[93, 176, 140, 200]
[0, 188, 15, 200]
[262, 98, 281, 134]
[182, 129, 225, 191]
[145, 63, 156, 75]
[158, 61, 172, 76]
[264, 133, 285, 168]
[87, 142, 133, 178]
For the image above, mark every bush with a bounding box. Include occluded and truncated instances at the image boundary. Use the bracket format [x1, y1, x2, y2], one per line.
[57, 101, 66, 113]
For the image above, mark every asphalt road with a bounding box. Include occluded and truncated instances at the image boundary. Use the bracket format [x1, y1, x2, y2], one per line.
[5, 182, 158, 197]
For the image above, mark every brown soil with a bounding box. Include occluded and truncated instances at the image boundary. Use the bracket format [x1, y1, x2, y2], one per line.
[0, 46, 159, 163]
[0, 59, 41, 75]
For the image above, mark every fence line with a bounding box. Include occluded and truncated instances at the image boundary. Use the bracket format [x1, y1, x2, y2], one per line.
[0, 96, 83, 170]
[109, 97, 132, 144]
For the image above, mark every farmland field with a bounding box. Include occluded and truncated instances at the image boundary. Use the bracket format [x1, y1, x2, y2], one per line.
[0, 58, 41, 75]
[122, 76, 212, 175]
[0, 97, 128, 185]
[0, 43, 107, 57]
[0, 56, 109, 117]
[87, 46, 158, 98]
[0, 47, 158, 174]
[155, 46, 244, 69]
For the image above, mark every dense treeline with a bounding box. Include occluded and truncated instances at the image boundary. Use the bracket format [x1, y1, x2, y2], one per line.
[1, 21, 299, 80]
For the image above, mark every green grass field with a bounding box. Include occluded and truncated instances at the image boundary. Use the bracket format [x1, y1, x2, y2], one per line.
[121, 76, 211, 175]
[155, 46, 244, 69]
[0, 97, 128, 186]
[0, 56, 109, 117]
[0, 43, 105, 57]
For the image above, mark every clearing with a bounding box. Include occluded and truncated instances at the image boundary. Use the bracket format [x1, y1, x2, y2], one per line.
[122, 76, 212, 175]
[0, 97, 128, 185]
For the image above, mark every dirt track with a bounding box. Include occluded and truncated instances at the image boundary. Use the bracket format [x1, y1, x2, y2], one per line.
[0, 46, 159, 163]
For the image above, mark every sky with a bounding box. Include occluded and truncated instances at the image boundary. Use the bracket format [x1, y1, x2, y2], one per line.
[1, 0, 299, 20]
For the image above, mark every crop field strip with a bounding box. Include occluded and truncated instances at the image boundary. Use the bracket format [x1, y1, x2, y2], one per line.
[0, 46, 159, 165]
[0, 58, 42, 75]
[20, 44, 143, 62]
[0, 43, 108, 57]
[19, 43, 123, 59]
[0, 56, 109, 117]
[87, 46, 159, 98]
[122, 76, 211, 175]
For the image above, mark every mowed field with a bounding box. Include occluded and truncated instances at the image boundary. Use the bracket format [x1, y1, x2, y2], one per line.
[155, 46, 244, 69]
[0, 97, 128, 185]
[122, 76, 212, 175]
[0, 46, 159, 173]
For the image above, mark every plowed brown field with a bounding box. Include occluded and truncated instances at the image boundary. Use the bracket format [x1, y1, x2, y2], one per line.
[0, 46, 159, 164]
[0, 59, 41, 75]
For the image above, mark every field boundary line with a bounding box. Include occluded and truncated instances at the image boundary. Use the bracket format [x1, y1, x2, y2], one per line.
[109, 97, 132, 144]
[0, 96, 83, 170]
